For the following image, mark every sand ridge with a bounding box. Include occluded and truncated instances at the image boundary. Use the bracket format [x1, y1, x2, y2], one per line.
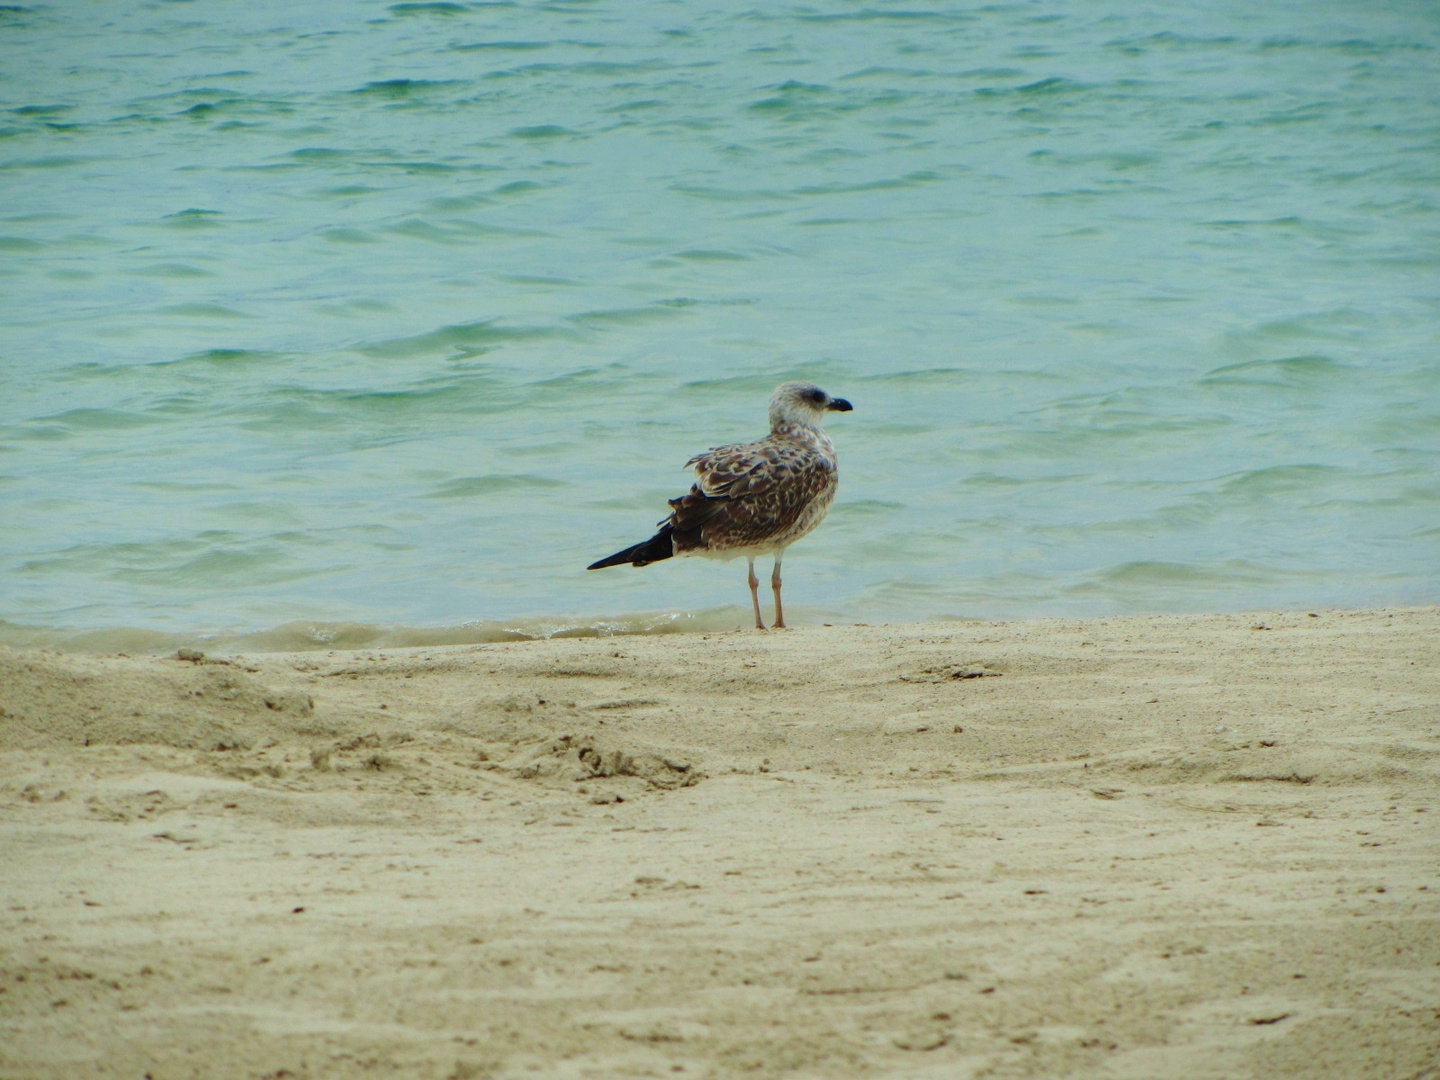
[1, 608, 1437, 1078]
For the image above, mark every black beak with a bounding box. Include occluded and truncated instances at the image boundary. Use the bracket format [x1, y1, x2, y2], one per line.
[827, 397, 853, 412]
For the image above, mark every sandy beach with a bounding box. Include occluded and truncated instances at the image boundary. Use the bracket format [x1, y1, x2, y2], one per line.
[2, 607, 1437, 1079]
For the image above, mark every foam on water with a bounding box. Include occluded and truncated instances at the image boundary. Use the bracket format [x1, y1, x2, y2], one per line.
[1, 1, 1437, 649]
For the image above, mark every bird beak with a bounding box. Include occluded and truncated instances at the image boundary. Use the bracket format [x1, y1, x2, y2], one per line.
[827, 398, 853, 412]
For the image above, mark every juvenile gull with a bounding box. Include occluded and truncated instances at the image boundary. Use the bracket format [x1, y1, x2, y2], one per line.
[587, 381, 853, 630]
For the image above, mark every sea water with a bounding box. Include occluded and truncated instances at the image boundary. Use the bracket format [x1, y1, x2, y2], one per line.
[2, 1, 1437, 650]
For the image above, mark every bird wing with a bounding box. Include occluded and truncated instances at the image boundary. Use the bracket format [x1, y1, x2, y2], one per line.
[686, 441, 788, 499]
[669, 437, 835, 551]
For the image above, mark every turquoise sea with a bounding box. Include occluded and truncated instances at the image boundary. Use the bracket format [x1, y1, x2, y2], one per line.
[2, 1, 1437, 650]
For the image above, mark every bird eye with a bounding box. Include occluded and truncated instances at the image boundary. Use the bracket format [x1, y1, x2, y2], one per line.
[804, 388, 826, 404]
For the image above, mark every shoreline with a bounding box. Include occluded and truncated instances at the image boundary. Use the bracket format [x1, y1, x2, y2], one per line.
[2, 607, 1437, 1077]
[2, 597, 1435, 655]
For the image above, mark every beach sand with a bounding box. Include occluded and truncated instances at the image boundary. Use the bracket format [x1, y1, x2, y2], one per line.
[2, 607, 1437, 1079]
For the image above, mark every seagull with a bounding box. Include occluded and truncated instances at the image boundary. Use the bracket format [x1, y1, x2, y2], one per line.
[587, 381, 853, 630]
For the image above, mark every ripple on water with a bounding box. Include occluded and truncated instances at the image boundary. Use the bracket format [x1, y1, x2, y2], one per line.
[1199, 354, 1354, 387]
[388, 2, 471, 16]
[159, 209, 225, 228]
[24, 408, 157, 434]
[155, 304, 252, 319]
[18, 534, 317, 587]
[349, 79, 467, 98]
[355, 320, 574, 359]
[383, 217, 549, 245]
[424, 475, 568, 499]
[125, 262, 216, 278]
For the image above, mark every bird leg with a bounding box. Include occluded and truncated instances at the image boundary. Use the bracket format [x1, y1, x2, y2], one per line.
[771, 555, 786, 629]
[747, 557, 765, 630]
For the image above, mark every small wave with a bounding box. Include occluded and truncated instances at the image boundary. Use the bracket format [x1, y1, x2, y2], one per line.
[383, 217, 549, 245]
[748, 81, 891, 122]
[423, 474, 567, 498]
[178, 99, 256, 118]
[1076, 559, 1303, 590]
[570, 304, 695, 329]
[27, 408, 156, 432]
[0, 609, 758, 655]
[483, 59, 676, 80]
[289, 147, 350, 160]
[149, 348, 281, 368]
[792, 171, 943, 197]
[158, 208, 225, 230]
[155, 303, 251, 319]
[0, 155, 89, 171]
[492, 180, 548, 196]
[1215, 464, 1345, 496]
[321, 227, 378, 244]
[9, 106, 73, 119]
[349, 79, 466, 98]
[952, 67, 1026, 80]
[315, 184, 383, 197]
[670, 182, 794, 203]
[495, 273, 582, 287]
[672, 248, 751, 262]
[1200, 216, 1305, 230]
[229, 381, 517, 431]
[832, 499, 906, 517]
[1105, 32, 1239, 54]
[508, 124, 578, 139]
[453, 41, 549, 52]
[679, 371, 838, 395]
[1201, 355, 1350, 386]
[1016, 76, 1085, 95]
[388, 2, 470, 15]
[797, 8, 964, 22]
[972, 76, 1089, 100]
[855, 367, 982, 387]
[601, 98, 667, 115]
[838, 66, 936, 81]
[356, 319, 571, 359]
[126, 262, 215, 278]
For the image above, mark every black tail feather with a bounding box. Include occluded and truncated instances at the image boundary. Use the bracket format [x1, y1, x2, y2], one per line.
[587, 525, 675, 570]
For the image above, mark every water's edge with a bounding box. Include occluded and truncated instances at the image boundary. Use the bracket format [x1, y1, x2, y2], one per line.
[4, 601, 1414, 655]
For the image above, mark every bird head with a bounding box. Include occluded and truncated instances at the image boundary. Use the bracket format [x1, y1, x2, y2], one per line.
[769, 382, 853, 431]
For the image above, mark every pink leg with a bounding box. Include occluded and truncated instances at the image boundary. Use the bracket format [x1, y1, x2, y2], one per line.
[771, 555, 786, 629]
[747, 557, 765, 630]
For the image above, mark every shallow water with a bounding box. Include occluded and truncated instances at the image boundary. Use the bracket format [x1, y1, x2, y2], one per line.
[2, 1, 1437, 648]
